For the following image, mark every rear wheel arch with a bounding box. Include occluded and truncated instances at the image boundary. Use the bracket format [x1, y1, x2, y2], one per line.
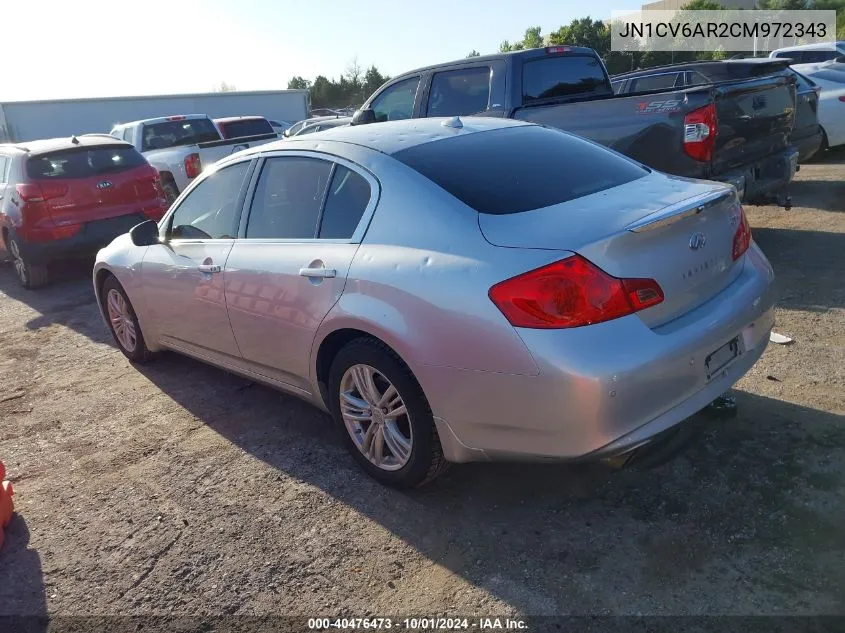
[315, 328, 414, 408]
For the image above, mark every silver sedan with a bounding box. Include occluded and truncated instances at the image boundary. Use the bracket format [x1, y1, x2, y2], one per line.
[93, 117, 776, 488]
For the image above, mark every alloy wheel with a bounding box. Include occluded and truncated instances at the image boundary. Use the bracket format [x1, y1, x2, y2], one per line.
[339, 364, 413, 471]
[106, 288, 138, 352]
[9, 240, 27, 285]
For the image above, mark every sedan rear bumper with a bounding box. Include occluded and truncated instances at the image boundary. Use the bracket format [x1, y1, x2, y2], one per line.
[421, 243, 776, 463]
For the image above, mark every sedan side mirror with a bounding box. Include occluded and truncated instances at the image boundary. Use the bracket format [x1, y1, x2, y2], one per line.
[351, 108, 376, 126]
[129, 219, 161, 247]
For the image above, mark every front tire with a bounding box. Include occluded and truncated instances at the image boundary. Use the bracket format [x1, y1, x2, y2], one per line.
[101, 275, 153, 363]
[328, 338, 448, 488]
[8, 235, 48, 289]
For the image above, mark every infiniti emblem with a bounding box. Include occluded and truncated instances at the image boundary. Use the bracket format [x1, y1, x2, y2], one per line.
[96, 180, 113, 190]
[689, 232, 706, 250]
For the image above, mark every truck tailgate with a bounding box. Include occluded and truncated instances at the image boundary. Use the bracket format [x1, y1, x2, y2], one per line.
[711, 75, 796, 174]
[511, 91, 709, 175]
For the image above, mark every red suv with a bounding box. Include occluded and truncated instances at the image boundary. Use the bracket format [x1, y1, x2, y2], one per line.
[0, 136, 167, 288]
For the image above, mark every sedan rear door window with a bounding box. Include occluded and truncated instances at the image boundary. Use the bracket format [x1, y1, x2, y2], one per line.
[246, 157, 333, 239]
[318, 166, 371, 239]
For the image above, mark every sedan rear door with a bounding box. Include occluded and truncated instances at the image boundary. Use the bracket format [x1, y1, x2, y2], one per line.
[224, 152, 378, 392]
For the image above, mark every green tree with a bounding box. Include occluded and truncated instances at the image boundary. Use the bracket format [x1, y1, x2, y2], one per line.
[467, 49, 481, 57]
[363, 65, 389, 100]
[681, 0, 725, 8]
[549, 18, 610, 56]
[287, 76, 311, 90]
[523, 26, 544, 49]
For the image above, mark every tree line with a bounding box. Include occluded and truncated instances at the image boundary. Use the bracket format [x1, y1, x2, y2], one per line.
[291, 0, 845, 108]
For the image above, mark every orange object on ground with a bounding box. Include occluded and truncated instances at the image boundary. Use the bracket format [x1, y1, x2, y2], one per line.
[0, 461, 14, 550]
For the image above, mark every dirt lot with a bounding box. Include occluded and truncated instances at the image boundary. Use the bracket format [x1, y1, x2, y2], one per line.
[0, 152, 843, 620]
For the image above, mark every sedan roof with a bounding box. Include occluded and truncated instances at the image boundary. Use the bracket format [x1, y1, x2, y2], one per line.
[276, 117, 533, 156]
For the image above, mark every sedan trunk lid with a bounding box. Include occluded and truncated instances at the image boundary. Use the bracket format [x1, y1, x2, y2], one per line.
[478, 173, 745, 327]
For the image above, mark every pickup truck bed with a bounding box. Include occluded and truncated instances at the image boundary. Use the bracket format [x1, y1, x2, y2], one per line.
[352, 49, 798, 203]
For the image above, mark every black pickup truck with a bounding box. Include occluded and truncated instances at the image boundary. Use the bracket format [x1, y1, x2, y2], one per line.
[351, 47, 799, 203]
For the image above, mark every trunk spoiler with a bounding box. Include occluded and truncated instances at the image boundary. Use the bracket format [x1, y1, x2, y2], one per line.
[625, 188, 735, 233]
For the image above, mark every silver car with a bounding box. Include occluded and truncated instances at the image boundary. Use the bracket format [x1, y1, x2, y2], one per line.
[93, 117, 776, 488]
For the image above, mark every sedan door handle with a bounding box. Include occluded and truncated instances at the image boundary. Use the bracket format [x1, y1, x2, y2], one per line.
[299, 267, 336, 279]
[198, 264, 222, 274]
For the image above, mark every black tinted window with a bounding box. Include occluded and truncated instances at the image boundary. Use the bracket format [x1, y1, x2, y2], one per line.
[142, 119, 220, 151]
[371, 77, 419, 122]
[427, 67, 491, 117]
[27, 146, 146, 180]
[393, 126, 647, 215]
[522, 55, 610, 102]
[246, 157, 332, 239]
[170, 162, 249, 239]
[220, 119, 273, 138]
[632, 73, 680, 92]
[319, 166, 371, 239]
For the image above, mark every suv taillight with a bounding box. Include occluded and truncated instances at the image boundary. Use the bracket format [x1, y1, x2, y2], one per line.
[683, 103, 717, 162]
[16, 182, 67, 201]
[732, 206, 752, 261]
[184, 153, 202, 179]
[488, 255, 664, 329]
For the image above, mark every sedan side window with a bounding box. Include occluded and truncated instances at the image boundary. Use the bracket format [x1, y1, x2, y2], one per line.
[318, 165, 372, 239]
[246, 157, 333, 239]
[169, 162, 250, 240]
[370, 76, 420, 122]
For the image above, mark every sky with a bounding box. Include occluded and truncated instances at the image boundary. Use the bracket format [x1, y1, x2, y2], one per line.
[4, 0, 625, 102]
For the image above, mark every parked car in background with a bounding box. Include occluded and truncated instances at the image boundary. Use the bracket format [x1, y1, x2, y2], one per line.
[289, 117, 351, 137]
[214, 116, 276, 139]
[284, 115, 350, 137]
[770, 42, 845, 71]
[351, 49, 799, 205]
[0, 136, 166, 288]
[110, 114, 277, 206]
[94, 118, 775, 488]
[268, 119, 294, 135]
[798, 67, 845, 150]
[612, 60, 823, 163]
[309, 108, 346, 117]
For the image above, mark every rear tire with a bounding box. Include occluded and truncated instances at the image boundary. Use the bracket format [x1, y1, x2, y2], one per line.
[101, 275, 153, 363]
[8, 235, 48, 289]
[328, 337, 449, 488]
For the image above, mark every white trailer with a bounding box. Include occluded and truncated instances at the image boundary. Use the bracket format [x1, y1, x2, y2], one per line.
[0, 90, 309, 143]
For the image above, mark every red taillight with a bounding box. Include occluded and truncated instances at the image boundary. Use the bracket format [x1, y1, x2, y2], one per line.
[732, 206, 752, 261]
[683, 103, 717, 162]
[16, 183, 44, 201]
[167, 115, 186, 121]
[488, 255, 664, 329]
[546, 46, 572, 54]
[184, 153, 202, 179]
[15, 182, 68, 201]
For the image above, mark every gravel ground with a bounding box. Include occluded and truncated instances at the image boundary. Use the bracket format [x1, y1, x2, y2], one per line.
[0, 151, 843, 620]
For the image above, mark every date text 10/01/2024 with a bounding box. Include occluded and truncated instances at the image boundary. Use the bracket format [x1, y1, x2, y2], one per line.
[307, 617, 528, 630]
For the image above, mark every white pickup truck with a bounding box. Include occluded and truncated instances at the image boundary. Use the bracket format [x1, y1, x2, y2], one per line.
[109, 114, 278, 205]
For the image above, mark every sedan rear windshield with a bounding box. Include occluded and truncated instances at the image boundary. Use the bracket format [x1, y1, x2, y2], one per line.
[27, 146, 146, 180]
[219, 119, 274, 138]
[392, 125, 648, 215]
[142, 119, 220, 151]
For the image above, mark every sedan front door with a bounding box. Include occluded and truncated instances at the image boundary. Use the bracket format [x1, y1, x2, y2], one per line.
[141, 160, 252, 360]
[224, 153, 377, 392]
